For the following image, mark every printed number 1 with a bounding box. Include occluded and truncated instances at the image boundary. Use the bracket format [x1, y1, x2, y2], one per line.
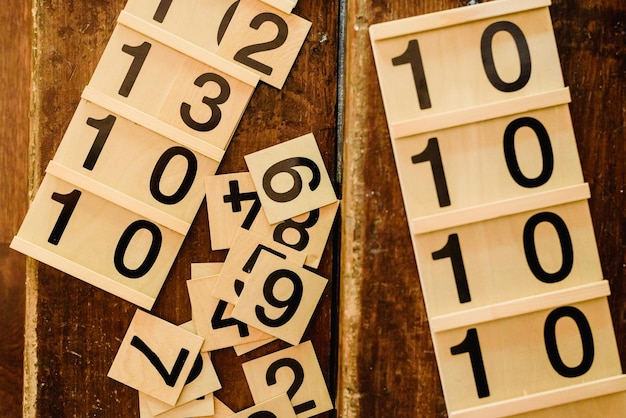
[411, 137, 450, 207]
[391, 39, 432, 110]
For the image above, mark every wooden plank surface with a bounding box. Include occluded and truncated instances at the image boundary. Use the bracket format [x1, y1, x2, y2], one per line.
[339, 0, 626, 417]
[23, 0, 340, 416]
[0, 0, 30, 416]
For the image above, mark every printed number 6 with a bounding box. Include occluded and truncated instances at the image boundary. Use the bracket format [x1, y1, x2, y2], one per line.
[262, 157, 321, 203]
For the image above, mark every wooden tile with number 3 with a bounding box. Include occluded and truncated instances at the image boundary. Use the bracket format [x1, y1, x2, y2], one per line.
[242, 341, 333, 417]
[245, 133, 338, 224]
[108, 310, 204, 406]
[88, 14, 258, 152]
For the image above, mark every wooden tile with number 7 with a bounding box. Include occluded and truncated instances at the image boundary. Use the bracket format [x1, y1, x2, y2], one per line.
[108, 310, 204, 406]
[245, 133, 338, 224]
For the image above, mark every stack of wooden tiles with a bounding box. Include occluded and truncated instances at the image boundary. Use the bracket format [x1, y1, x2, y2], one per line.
[10, 0, 311, 310]
[369, 0, 626, 416]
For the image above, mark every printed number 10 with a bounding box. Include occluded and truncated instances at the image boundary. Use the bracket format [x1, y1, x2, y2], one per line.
[392, 21, 532, 111]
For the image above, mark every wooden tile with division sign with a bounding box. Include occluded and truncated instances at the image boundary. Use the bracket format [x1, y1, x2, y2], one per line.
[242, 341, 333, 417]
[10, 173, 185, 310]
[187, 274, 275, 352]
[206, 172, 339, 267]
[123, 0, 238, 53]
[108, 310, 204, 406]
[216, 0, 311, 89]
[244, 133, 338, 224]
[432, 295, 625, 415]
[369, 0, 563, 125]
[211, 228, 306, 305]
[231, 257, 327, 346]
[87, 13, 258, 152]
[53, 98, 220, 226]
[226, 393, 297, 418]
[143, 320, 221, 416]
[411, 188, 602, 318]
[391, 91, 583, 220]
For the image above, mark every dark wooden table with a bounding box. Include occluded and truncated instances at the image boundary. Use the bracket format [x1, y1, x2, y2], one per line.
[1, 1, 624, 417]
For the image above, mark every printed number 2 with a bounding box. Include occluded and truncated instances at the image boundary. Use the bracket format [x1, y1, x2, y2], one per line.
[266, 358, 316, 414]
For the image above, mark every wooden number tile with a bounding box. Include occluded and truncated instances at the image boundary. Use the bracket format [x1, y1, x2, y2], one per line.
[206, 172, 339, 267]
[108, 310, 204, 406]
[214, 397, 236, 418]
[216, 0, 311, 89]
[87, 17, 257, 151]
[187, 275, 275, 351]
[205, 172, 260, 250]
[143, 335, 221, 415]
[212, 228, 306, 305]
[433, 297, 624, 414]
[245, 133, 338, 224]
[505, 389, 626, 418]
[231, 258, 328, 345]
[227, 393, 297, 418]
[233, 337, 275, 356]
[10, 174, 185, 310]
[369, 0, 563, 124]
[53, 99, 219, 227]
[139, 392, 214, 418]
[242, 341, 333, 417]
[412, 197, 603, 318]
[392, 96, 584, 220]
[191, 262, 225, 280]
[124, 0, 238, 53]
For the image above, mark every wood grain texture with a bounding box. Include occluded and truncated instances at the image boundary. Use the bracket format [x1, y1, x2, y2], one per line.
[339, 0, 625, 417]
[25, 0, 340, 417]
[0, 0, 31, 416]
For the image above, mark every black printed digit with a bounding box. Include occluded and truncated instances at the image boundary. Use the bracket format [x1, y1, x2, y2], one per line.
[266, 358, 316, 414]
[411, 137, 450, 207]
[223, 180, 262, 229]
[544, 306, 594, 377]
[262, 157, 321, 203]
[243, 244, 286, 274]
[114, 220, 162, 279]
[523, 212, 574, 283]
[233, 13, 289, 76]
[248, 412, 276, 418]
[273, 209, 319, 251]
[255, 269, 303, 328]
[83, 115, 116, 170]
[217, 1, 240, 45]
[48, 189, 82, 245]
[152, 0, 173, 23]
[149, 146, 198, 205]
[180, 72, 231, 132]
[130, 335, 190, 387]
[211, 280, 250, 337]
[503, 117, 554, 188]
[450, 328, 490, 398]
[185, 353, 203, 385]
[391, 39, 432, 110]
[119, 42, 151, 97]
[432, 233, 471, 303]
[481, 21, 532, 92]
